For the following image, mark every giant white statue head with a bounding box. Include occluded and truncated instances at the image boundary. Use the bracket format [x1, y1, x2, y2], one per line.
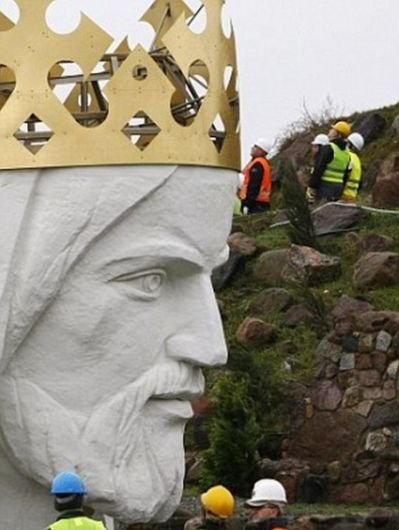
[0, 165, 236, 527]
[0, 0, 240, 526]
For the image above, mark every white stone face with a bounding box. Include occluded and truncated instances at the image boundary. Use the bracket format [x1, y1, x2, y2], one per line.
[0, 165, 236, 527]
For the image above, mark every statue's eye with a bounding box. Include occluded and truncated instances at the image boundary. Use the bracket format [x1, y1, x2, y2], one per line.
[140, 273, 164, 293]
[111, 269, 165, 300]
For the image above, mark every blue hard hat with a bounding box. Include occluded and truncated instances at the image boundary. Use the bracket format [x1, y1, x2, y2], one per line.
[51, 471, 87, 495]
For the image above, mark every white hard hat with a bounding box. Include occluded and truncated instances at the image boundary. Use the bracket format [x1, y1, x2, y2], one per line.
[254, 138, 272, 154]
[347, 132, 364, 151]
[311, 133, 329, 146]
[245, 479, 287, 507]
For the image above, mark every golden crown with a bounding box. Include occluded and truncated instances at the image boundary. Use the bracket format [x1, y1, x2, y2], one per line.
[0, 0, 240, 171]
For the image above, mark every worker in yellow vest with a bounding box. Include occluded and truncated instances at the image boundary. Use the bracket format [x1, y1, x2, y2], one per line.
[341, 132, 364, 202]
[45, 471, 107, 530]
[240, 138, 272, 214]
[306, 121, 351, 203]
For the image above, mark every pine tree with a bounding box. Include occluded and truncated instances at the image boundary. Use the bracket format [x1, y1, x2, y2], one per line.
[201, 372, 260, 495]
[280, 157, 319, 249]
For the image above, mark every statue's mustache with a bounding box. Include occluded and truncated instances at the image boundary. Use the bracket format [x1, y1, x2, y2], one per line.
[0, 360, 203, 520]
[81, 360, 204, 469]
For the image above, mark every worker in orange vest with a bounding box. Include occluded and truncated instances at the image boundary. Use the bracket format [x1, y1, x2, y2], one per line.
[240, 139, 272, 214]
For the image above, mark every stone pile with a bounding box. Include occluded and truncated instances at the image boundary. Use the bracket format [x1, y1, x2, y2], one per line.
[280, 299, 399, 503]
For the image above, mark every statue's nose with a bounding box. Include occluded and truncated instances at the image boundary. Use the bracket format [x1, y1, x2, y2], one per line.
[165, 274, 228, 367]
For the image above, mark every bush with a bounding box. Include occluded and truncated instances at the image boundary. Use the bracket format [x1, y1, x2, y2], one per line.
[201, 372, 260, 496]
[280, 157, 318, 249]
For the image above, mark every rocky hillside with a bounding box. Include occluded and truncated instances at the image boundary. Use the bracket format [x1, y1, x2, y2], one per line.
[184, 100, 399, 509]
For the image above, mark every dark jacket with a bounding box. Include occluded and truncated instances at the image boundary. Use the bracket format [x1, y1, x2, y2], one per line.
[309, 138, 349, 189]
[244, 517, 289, 530]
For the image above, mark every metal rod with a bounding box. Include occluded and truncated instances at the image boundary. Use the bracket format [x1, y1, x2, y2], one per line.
[91, 81, 108, 112]
[149, 5, 170, 52]
[187, 4, 204, 27]
[80, 82, 89, 112]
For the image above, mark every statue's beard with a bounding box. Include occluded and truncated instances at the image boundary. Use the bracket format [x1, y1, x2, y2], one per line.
[0, 363, 203, 523]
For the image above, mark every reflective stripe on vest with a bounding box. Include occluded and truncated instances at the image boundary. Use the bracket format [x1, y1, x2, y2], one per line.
[239, 157, 271, 203]
[49, 516, 106, 530]
[342, 151, 362, 199]
[321, 143, 350, 185]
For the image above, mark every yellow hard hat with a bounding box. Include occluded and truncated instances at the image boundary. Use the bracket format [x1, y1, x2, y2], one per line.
[332, 121, 351, 138]
[201, 485, 235, 518]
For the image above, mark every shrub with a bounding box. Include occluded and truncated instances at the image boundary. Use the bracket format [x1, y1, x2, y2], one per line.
[201, 372, 260, 495]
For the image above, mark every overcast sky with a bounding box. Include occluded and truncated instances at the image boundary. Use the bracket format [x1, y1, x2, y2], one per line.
[1, 0, 398, 161]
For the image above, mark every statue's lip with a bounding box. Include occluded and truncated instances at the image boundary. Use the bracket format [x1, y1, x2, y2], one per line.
[144, 363, 204, 418]
[147, 363, 205, 401]
[147, 398, 194, 419]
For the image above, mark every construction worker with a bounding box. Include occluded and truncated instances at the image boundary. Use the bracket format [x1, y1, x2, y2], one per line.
[244, 479, 288, 530]
[310, 133, 329, 159]
[240, 138, 272, 214]
[45, 471, 107, 530]
[341, 132, 365, 202]
[306, 121, 351, 203]
[184, 485, 235, 530]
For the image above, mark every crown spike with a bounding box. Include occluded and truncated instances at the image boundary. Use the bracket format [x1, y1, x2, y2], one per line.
[0, 0, 240, 170]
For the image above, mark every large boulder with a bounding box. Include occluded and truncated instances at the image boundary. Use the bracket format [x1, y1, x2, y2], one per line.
[282, 304, 313, 328]
[312, 203, 367, 236]
[253, 248, 290, 285]
[362, 159, 382, 191]
[372, 171, 399, 208]
[287, 409, 367, 462]
[227, 232, 257, 257]
[353, 112, 386, 143]
[248, 287, 293, 317]
[355, 311, 399, 333]
[282, 245, 341, 286]
[235, 317, 276, 347]
[368, 401, 399, 429]
[353, 252, 399, 289]
[345, 232, 395, 254]
[211, 249, 245, 291]
[359, 233, 395, 253]
[331, 295, 374, 322]
[380, 152, 399, 176]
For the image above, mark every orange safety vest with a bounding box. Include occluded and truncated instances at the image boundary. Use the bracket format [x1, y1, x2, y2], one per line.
[239, 157, 272, 203]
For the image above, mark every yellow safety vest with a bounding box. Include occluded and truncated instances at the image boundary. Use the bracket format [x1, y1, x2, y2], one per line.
[342, 151, 362, 201]
[321, 143, 350, 185]
[48, 516, 107, 530]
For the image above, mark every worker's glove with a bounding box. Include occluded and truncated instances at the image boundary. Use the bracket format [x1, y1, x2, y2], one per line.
[306, 187, 317, 204]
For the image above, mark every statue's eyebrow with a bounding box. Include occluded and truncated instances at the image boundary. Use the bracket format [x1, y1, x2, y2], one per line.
[99, 243, 206, 278]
